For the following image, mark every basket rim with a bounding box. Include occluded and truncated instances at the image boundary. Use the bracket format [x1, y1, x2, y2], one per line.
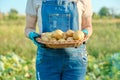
[37, 38, 83, 45]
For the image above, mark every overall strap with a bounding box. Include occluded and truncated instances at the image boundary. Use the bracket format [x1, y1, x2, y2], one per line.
[42, 0, 79, 12]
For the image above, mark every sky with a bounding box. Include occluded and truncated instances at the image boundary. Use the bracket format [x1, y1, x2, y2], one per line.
[0, 0, 120, 15]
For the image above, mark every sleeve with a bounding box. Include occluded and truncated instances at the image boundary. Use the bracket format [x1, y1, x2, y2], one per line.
[82, 0, 93, 17]
[26, 0, 37, 16]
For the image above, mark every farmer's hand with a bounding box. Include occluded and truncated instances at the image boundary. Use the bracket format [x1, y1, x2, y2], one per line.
[82, 29, 88, 43]
[28, 32, 44, 47]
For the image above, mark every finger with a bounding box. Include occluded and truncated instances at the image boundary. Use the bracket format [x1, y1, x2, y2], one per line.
[75, 40, 81, 48]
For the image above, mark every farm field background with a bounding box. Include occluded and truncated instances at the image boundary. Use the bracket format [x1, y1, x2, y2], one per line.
[0, 17, 120, 80]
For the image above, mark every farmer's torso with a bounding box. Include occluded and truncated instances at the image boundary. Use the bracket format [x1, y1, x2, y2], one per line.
[34, 0, 83, 34]
[33, 0, 85, 52]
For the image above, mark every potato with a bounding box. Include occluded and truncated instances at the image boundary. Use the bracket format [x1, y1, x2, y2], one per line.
[66, 30, 74, 37]
[41, 29, 85, 42]
[58, 38, 66, 43]
[51, 29, 63, 39]
[50, 38, 57, 42]
[43, 32, 52, 40]
[41, 36, 49, 42]
[62, 33, 68, 40]
[73, 30, 84, 40]
[67, 37, 74, 41]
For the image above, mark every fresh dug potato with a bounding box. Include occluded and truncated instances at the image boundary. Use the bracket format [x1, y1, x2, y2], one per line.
[51, 29, 63, 39]
[43, 32, 52, 40]
[73, 30, 84, 40]
[66, 30, 74, 37]
[62, 33, 68, 40]
[41, 29, 84, 43]
[58, 38, 66, 43]
[67, 37, 74, 41]
[50, 38, 57, 42]
[41, 36, 49, 42]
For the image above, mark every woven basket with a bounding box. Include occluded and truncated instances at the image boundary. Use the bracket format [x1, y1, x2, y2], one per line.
[36, 38, 84, 48]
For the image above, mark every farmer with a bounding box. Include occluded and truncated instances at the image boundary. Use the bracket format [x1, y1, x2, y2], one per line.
[25, 0, 92, 80]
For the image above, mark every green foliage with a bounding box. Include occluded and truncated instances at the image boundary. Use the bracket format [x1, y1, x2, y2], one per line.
[9, 9, 18, 14]
[8, 9, 18, 20]
[0, 53, 35, 80]
[115, 14, 120, 19]
[0, 17, 120, 80]
[99, 7, 110, 17]
[86, 53, 120, 80]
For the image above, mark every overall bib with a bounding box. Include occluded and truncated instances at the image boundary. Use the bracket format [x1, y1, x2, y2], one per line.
[36, 0, 88, 80]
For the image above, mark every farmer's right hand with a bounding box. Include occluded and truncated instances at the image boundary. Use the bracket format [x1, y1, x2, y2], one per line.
[28, 31, 44, 47]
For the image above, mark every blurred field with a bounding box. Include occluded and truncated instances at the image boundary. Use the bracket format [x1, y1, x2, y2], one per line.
[88, 19, 120, 57]
[0, 18, 36, 59]
[0, 17, 120, 80]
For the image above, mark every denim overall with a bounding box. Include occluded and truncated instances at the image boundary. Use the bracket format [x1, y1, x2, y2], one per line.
[36, 0, 88, 80]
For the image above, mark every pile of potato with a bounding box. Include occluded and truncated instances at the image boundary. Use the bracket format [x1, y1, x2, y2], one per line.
[41, 29, 84, 43]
